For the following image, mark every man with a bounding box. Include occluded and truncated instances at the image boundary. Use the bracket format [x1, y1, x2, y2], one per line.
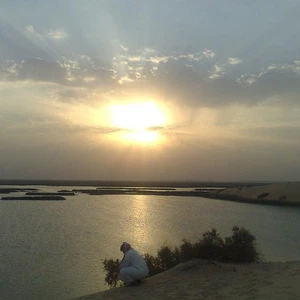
[118, 242, 149, 286]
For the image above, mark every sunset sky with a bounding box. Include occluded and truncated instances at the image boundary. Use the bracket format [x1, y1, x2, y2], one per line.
[1, 0, 300, 181]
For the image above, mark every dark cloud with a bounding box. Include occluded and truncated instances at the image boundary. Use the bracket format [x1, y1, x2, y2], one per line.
[251, 69, 300, 98]
[2, 50, 300, 109]
[18, 58, 67, 83]
[81, 67, 115, 84]
[0, 21, 53, 63]
[145, 63, 300, 107]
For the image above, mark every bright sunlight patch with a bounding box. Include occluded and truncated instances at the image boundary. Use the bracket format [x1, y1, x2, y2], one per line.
[110, 101, 165, 143]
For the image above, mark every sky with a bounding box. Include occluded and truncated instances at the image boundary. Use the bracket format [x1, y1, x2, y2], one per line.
[1, 0, 300, 182]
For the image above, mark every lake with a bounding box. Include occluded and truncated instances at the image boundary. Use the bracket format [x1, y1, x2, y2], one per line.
[1, 185, 300, 300]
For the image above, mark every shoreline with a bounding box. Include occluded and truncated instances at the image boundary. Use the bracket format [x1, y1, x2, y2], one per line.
[1, 181, 300, 206]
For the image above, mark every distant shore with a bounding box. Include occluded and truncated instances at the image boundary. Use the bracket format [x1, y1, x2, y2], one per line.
[1, 180, 300, 207]
[71, 183, 300, 206]
[0, 179, 272, 188]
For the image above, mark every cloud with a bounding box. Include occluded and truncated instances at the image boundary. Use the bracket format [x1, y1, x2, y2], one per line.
[0, 56, 116, 88]
[237, 74, 258, 86]
[25, 25, 35, 33]
[2, 44, 300, 111]
[118, 75, 135, 85]
[47, 29, 68, 40]
[228, 57, 242, 65]
[202, 49, 216, 58]
[0, 58, 67, 84]
[209, 64, 225, 79]
[24, 24, 68, 41]
[148, 56, 171, 64]
[24, 24, 45, 40]
[120, 45, 129, 52]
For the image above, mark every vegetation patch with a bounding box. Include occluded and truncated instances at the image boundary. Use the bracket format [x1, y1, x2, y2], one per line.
[257, 192, 269, 199]
[1, 196, 66, 201]
[103, 226, 262, 288]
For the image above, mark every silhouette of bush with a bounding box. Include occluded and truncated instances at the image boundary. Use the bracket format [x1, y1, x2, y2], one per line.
[193, 228, 225, 261]
[103, 258, 120, 288]
[103, 226, 262, 288]
[223, 226, 261, 262]
[179, 239, 196, 262]
[156, 246, 181, 271]
[257, 192, 269, 199]
[143, 253, 163, 276]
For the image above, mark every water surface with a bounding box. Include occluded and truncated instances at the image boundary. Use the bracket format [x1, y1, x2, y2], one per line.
[0, 185, 300, 299]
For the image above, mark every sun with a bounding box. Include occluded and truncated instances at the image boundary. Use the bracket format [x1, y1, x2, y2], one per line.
[110, 101, 165, 143]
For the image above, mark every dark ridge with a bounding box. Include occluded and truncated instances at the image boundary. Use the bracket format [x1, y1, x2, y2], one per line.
[0, 188, 38, 194]
[1, 196, 66, 201]
[194, 188, 226, 193]
[25, 192, 75, 196]
[71, 189, 225, 199]
[96, 187, 176, 191]
[73, 189, 207, 196]
[257, 192, 269, 199]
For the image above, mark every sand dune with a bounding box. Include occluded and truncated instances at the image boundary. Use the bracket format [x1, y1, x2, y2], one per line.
[73, 259, 300, 300]
[214, 182, 300, 206]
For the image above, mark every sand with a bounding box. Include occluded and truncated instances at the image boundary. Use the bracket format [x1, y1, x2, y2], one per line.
[214, 182, 300, 206]
[73, 259, 300, 300]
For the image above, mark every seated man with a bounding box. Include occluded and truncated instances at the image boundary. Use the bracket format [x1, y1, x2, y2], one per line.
[118, 242, 149, 286]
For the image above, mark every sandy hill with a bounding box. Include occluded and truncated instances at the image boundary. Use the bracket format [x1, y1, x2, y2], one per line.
[215, 182, 300, 205]
[73, 259, 300, 300]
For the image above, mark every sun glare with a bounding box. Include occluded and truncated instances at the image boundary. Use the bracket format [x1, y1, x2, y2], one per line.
[110, 101, 165, 143]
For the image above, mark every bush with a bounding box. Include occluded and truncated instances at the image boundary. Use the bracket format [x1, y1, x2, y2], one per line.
[156, 246, 181, 271]
[257, 192, 269, 199]
[194, 228, 225, 261]
[223, 226, 261, 262]
[103, 258, 120, 288]
[103, 226, 262, 288]
[143, 253, 163, 276]
[179, 239, 195, 262]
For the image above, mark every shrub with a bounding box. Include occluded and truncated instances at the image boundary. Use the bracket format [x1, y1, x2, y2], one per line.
[103, 258, 120, 288]
[143, 253, 163, 276]
[257, 192, 269, 199]
[194, 228, 225, 261]
[179, 239, 195, 262]
[156, 246, 181, 271]
[223, 226, 261, 262]
[103, 226, 262, 288]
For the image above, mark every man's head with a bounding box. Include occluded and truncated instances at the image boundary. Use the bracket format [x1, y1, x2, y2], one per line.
[120, 242, 131, 253]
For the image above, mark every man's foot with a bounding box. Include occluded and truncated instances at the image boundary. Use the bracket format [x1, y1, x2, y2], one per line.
[124, 280, 142, 287]
[124, 282, 132, 287]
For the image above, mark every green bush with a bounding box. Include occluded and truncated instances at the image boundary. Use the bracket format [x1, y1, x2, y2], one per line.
[103, 258, 120, 288]
[103, 226, 262, 288]
[143, 253, 163, 276]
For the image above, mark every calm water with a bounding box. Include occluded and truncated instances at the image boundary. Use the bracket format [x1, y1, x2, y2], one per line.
[0, 185, 300, 300]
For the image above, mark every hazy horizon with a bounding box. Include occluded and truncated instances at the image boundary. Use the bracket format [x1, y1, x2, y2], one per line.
[1, 1, 300, 182]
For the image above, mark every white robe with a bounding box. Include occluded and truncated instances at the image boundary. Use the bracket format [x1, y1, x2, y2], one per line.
[118, 248, 149, 283]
